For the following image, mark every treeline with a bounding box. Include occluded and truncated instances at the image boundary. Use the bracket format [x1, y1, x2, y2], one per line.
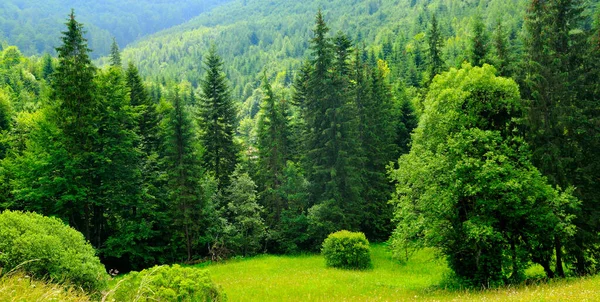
[0, 0, 231, 57]
[0, 9, 415, 271]
[1, 0, 600, 289]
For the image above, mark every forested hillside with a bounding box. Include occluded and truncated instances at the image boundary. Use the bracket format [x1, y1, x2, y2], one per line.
[122, 0, 534, 99]
[0, 0, 231, 57]
[1, 0, 600, 298]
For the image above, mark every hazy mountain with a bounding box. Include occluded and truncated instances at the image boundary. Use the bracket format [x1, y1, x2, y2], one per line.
[0, 0, 232, 57]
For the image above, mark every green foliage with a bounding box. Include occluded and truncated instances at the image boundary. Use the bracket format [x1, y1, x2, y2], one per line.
[0, 210, 108, 293]
[523, 0, 600, 277]
[106, 264, 225, 302]
[390, 64, 577, 287]
[220, 167, 266, 256]
[321, 230, 371, 270]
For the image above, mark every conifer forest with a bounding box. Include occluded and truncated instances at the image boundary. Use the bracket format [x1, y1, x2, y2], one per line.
[1, 0, 600, 300]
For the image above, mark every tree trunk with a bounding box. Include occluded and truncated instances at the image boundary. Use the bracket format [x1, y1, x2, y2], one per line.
[555, 235, 565, 278]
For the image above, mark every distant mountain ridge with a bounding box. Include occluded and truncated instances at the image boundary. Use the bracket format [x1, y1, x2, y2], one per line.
[0, 0, 232, 57]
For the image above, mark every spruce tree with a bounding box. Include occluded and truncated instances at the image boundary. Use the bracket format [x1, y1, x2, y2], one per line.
[199, 45, 238, 188]
[303, 13, 364, 245]
[427, 14, 445, 82]
[161, 88, 205, 262]
[470, 14, 490, 66]
[257, 76, 289, 227]
[41, 53, 54, 81]
[110, 37, 122, 67]
[51, 9, 98, 241]
[524, 0, 598, 277]
[491, 20, 511, 76]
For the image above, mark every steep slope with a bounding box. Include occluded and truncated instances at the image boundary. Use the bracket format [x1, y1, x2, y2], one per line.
[121, 0, 531, 98]
[0, 0, 232, 57]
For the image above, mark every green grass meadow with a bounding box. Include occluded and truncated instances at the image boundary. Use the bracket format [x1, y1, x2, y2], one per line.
[199, 244, 600, 301]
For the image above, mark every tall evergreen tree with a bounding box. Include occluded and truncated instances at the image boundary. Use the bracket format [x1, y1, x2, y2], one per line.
[41, 53, 54, 81]
[356, 60, 398, 241]
[491, 19, 512, 76]
[50, 9, 99, 241]
[110, 37, 122, 68]
[470, 14, 490, 66]
[524, 0, 598, 277]
[161, 89, 205, 262]
[257, 76, 289, 227]
[199, 45, 238, 188]
[303, 13, 364, 245]
[427, 14, 445, 82]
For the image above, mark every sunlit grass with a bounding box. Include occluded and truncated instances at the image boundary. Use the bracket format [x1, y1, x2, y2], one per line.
[0, 273, 91, 302]
[200, 244, 600, 301]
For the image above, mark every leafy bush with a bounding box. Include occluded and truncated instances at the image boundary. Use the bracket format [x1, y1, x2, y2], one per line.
[322, 230, 371, 270]
[0, 210, 108, 293]
[106, 264, 225, 302]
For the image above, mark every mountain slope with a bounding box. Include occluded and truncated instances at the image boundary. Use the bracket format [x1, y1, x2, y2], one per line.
[0, 0, 232, 57]
[121, 0, 532, 98]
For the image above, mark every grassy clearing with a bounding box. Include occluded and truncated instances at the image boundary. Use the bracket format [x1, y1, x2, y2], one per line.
[200, 244, 600, 301]
[0, 273, 90, 302]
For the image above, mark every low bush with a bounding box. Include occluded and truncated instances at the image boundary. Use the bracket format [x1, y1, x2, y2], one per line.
[105, 264, 225, 302]
[322, 230, 371, 270]
[0, 210, 108, 293]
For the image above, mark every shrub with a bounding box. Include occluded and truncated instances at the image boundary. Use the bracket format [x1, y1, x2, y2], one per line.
[106, 264, 225, 302]
[321, 230, 371, 270]
[0, 210, 108, 293]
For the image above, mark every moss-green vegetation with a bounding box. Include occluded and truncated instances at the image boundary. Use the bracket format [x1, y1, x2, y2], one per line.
[0, 210, 108, 293]
[104, 264, 224, 302]
[200, 244, 600, 301]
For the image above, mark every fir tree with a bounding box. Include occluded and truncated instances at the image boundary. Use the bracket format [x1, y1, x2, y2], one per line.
[199, 45, 238, 188]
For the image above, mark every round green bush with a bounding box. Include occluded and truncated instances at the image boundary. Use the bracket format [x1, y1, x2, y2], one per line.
[106, 264, 225, 302]
[321, 230, 372, 270]
[0, 210, 108, 292]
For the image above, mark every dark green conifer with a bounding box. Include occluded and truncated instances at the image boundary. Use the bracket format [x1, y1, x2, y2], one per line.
[198, 45, 238, 188]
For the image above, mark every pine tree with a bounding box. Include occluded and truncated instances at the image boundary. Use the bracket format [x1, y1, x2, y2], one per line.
[199, 45, 238, 188]
[110, 37, 122, 68]
[470, 14, 490, 66]
[427, 14, 445, 82]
